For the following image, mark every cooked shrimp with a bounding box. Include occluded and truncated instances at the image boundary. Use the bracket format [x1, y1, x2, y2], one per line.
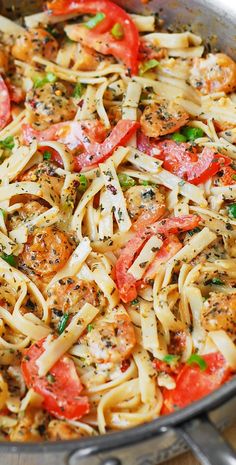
[47, 420, 82, 440]
[25, 82, 77, 129]
[7, 201, 47, 231]
[140, 100, 189, 138]
[9, 408, 47, 442]
[190, 53, 236, 95]
[82, 313, 136, 364]
[19, 226, 73, 277]
[11, 28, 58, 63]
[19, 162, 64, 198]
[57, 41, 103, 71]
[201, 292, 236, 340]
[47, 278, 107, 325]
[124, 185, 166, 229]
[0, 47, 8, 73]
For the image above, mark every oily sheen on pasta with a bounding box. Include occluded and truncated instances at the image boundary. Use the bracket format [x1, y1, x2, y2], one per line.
[0, 0, 235, 442]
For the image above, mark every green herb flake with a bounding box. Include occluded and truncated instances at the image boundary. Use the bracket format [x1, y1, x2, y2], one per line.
[188, 227, 201, 236]
[178, 180, 186, 186]
[118, 173, 136, 189]
[232, 174, 236, 181]
[187, 354, 207, 371]
[34, 72, 57, 89]
[73, 82, 84, 98]
[46, 373, 56, 384]
[0, 135, 15, 150]
[1, 253, 17, 267]
[139, 59, 159, 76]
[84, 12, 106, 29]
[163, 354, 180, 365]
[171, 132, 187, 143]
[131, 298, 139, 306]
[228, 203, 236, 218]
[211, 277, 224, 285]
[78, 174, 88, 192]
[111, 22, 124, 40]
[87, 324, 94, 332]
[43, 151, 52, 161]
[181, 126, 204, 141]
[58, 313, 69, 334]
[0, 209, 6, 220]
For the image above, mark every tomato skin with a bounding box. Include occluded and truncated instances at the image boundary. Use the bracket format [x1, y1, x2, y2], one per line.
[161, 352, 232, 415]
[23, 120, 139, 170]
[115, 215, 200, 303]
[158, 140, 232, 185]
[0, 75, 11, 130]
[142, 235, 182, 282]
[137, 131, 164, 159]
[214, 165, 236, 186]
[74, 120, 140, 171]
[21, 339, 90, 420]
[46, 0, 139, 75]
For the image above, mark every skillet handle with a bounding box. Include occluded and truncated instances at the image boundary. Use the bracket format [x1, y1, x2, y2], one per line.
[177, 414, 236, 465]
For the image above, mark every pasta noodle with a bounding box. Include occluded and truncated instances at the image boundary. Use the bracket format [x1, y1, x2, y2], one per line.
[0, 1, 235, 443]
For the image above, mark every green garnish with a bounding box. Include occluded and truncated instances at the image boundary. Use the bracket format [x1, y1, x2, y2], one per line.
[111, 22, 124, 40]
[141, 180, 151, 186]
[131, 298, 139, 306]
[78, 174, 88, 192]
[1, 253, 17, 267]
[87, 324, 94, 332]
[118, 173, 136, 189]
[171, 132, 187, 143]
[210, 277, 224, 285]
[232, 174, 236, 181]
[43, 151, 52, 161]
[187, 354, 207, 371]
[181, 126, 204, 141]
[84, 12, 106, 29]
[73, 82, 84, 98]
[188, 227, 201, 236]
[0, 136, 15, 150]
[178, 180, 186, 186]
[228, 203, 236, 218]
[0, 209, 6, 220]
[139, 59, 159, 76]
[58, 313, 69, 334]
[46, 373, 56, 384]
[163, 354, 180, 365]
[34, 72, 57, 89]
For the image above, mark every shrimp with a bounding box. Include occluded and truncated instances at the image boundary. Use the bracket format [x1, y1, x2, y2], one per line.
[189, 53, 236, 95]
[11, 28, 58, 63]
[9, 408, 47, 442]
[47, 278, 107, 326]
[57, 41, 103, 71]
[25, 82, 77, 129]
[140, 99, 189, 138]
[19, 226, 73, 277]
[7, 201, 47, 231]
[47, 420, 82, 440]
[124, 185, 166, 229]
[201, 293, 236, 340]
[19, 162, 64, 198]
[0, 47, 8, 73]
[82, 313, 136, 364]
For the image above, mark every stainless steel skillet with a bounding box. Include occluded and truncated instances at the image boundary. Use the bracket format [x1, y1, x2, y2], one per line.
[0, 1, 236, 464]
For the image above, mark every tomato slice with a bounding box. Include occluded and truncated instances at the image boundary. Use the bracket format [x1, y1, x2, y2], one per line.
[22, 120, 107, 151]
[23, 119, 139, 170]
[142, 235, 182, 282]
[115, 215, 201, 303]
[74, 120, 140, 171]
[137, 131, 164, 159]
[0, 75, 11, 130]
[21, 338, 89, 420]
[162, 352, 232, 414]
[46, 0, 139, 75]
[158, 140, 232, 185]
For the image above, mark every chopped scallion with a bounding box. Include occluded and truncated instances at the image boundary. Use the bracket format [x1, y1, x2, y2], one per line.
[1, 253, 17, 267]
[0, 135, 14, 150]
[78, 174, 88, 192]
[111, 22, 124, 40]
[139, 59, 159, 76]
[58, 313, 69, 334]
[118, 173, 136, 189]
[84, 12, 106, 29]
[187, 354, 207, 371]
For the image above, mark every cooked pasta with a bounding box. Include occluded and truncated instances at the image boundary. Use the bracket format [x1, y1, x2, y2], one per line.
[0, 0, 235, 443]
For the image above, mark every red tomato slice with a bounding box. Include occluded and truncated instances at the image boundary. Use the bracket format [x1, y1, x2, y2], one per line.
[162, 352, 232, 414]
[21, 338, 89, 420]
[115, 214, 201, 303]
[158, 140, 232, 185]
[73, 120, 140, 171]
[214, 165, 236, 186]
[133, 203, 166, 231]
[23, 119, 139, 170]
[0, 75, 11, 130]
[22, 120, 107, 151]
[137, 131, 164, 159]
[142, 235, 182, 282]
[46, 0, 139, 75]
